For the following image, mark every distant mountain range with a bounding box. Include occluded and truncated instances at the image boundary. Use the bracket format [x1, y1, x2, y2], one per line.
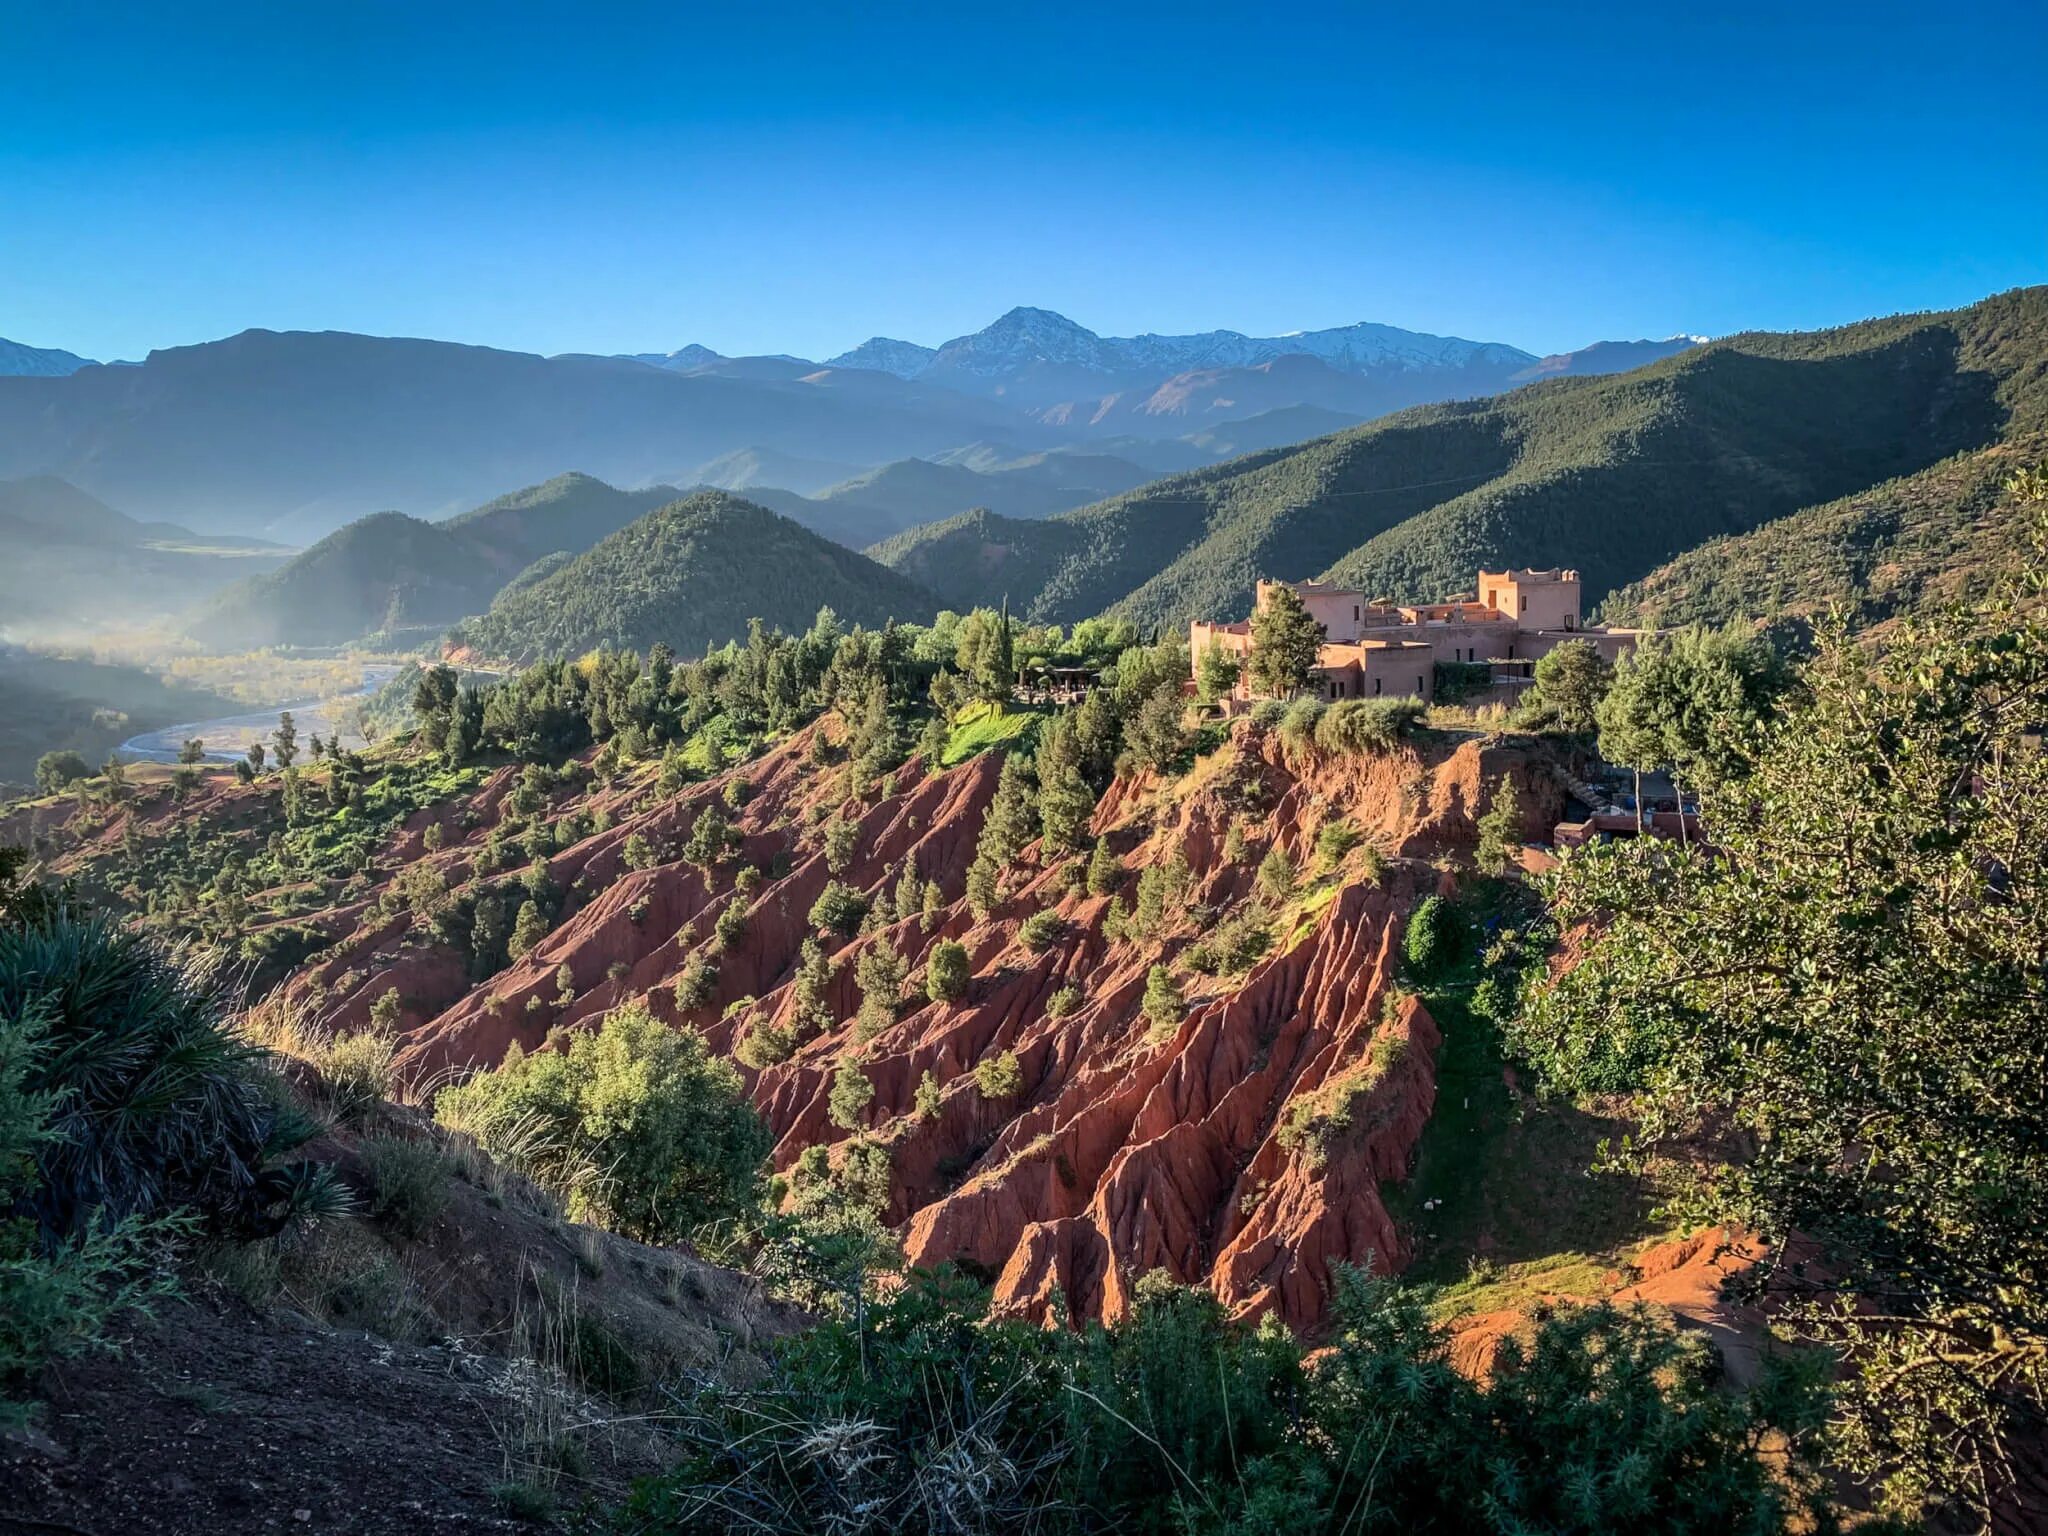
[0, 309, 1698, 541]
[0, 338, 97, 377]
[869, 287, 2047, 636]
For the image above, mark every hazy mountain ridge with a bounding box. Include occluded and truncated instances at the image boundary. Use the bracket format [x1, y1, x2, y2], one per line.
[0, 310, 1700, 543]
[0, 476, 290, 636]
[0, 337, 96, 377]
[0, 328, 1026, 539]
[870, 287, 2048, 633]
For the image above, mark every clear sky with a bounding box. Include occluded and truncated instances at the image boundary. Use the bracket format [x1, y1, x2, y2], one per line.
[2, 0, 2042, 363]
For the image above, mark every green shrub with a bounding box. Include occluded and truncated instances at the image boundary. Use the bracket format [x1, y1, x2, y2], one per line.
[1257, 844, 1296, 901]
[1249, 697, 1288, 729]
[1277, 696, 1324, 755]
[1314, 697, 1426, 755]
[914, 1070, 943, 1121]
[360, 1133, 451, 1238]
[733, 1016, 796, 1070]
[0, 1004, 179, 1425]
[1313, 820, 1363, 869]
[1222, 822, 1247, 863]
[319, 1024, 397, 1123]
[1045, 984, 1083, 1019]
[1185, 912, 1273, 976]
[925, 941, 970, 1003]
[713, 896, 748, 949]
[808, 881, 869, 938]
[434, 1001, 766, 1244]
[974, 1050, 1024, 1100]
[0, 912, 331, 1239]
[673, 953, 718, 1011]
[1018, 908, 1066, 953]
[1402, 894, 1461, 978]
[613, 1269, 1826, 1536]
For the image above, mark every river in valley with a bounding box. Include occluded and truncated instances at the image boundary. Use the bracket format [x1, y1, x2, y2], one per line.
[118, 663, 405, 764]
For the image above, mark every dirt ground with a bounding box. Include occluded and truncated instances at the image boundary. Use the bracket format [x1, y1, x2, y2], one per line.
[3, 1292, 598, 1533]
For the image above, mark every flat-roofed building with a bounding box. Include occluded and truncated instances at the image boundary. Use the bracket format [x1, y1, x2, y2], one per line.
[1191, 569, 1651, 706]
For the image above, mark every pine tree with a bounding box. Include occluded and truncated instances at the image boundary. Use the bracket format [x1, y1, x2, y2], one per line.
[793, 938, 837, 1036]
[1141, 965, 1184, 1035]
[1248, 585, 1325, 698]
[272, 710, 299, 769]
[827, 1063, 875, 1130]
[508, 899, 548, 959]
[1475, 773, 1525, 876]
[854, 937, 908, 1039]
[977, 753, 1037, 868]
[1035, 714, 1096, 856]
[1086, 838, 1123, 896]
[925, 940, 970, 1002]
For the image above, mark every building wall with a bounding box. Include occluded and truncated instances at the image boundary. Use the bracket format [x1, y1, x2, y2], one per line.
[1480, 569, 1583, 632]
[1359, 644, 1434, 701]
[1256, 579, 1368, 643]
[1203, 570, 1648, 707]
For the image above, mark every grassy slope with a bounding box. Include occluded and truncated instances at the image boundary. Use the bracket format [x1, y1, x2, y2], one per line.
[1386, 885, 1673, 1321]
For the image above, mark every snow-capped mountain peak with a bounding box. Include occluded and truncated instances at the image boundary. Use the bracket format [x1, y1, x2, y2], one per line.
[823, 337, 938, 377]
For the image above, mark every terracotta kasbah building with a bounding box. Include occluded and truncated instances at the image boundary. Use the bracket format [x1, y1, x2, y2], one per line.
[1189, 568, 1649, 705]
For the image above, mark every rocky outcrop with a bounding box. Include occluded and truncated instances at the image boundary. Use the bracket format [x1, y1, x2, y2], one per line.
[24, 708, 1563, 1334]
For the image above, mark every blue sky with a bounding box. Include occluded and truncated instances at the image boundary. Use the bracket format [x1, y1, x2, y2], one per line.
[2, 0, 2041, 362]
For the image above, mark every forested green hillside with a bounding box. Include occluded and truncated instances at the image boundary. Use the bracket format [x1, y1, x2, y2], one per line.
[862, 508, 1089, 611]
[449, 491, 941, 659]
[870, 287, 2048, 630]
[192, 473, 684, 649]
[190, 511, 525, 649]
[441, 470, 679, 564]
[1601, 441, 2043, 634]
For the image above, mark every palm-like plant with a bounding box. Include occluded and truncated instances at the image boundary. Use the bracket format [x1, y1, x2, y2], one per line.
[0, 913, 340, 1241]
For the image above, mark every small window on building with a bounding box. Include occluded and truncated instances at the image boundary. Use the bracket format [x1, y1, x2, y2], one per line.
[1373, 677, 1382, 696]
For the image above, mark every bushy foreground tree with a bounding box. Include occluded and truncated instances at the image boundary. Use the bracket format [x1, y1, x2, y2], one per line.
[434, 1000, 766, 1244]
[614, 1266, 1857, 1535]
[1521, 476, 2048, 1527]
